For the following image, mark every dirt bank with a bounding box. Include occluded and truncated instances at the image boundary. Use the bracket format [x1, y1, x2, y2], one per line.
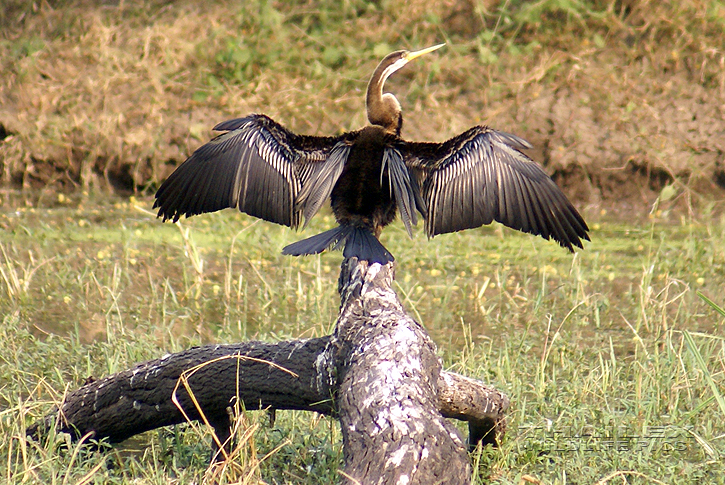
[1, 0, 723, 216]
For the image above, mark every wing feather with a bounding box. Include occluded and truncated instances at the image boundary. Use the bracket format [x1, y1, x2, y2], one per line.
[381, 147, 418, 236]
[154, 114, 344, 228]
[402, 126, 589, 251]
[296, 142, 351, 227]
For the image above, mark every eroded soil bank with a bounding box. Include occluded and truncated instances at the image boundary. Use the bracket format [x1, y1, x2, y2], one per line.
[1, 0, 723, 216]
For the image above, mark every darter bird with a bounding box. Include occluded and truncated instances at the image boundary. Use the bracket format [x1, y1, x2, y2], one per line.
[154, 44, 589, 264]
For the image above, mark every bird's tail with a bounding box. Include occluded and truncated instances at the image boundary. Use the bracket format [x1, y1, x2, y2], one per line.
[282, 225, 394, 264]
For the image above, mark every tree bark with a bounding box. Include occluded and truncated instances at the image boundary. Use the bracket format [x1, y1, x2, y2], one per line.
[328, 258, 472, 484]
[29, 259, 508, 484]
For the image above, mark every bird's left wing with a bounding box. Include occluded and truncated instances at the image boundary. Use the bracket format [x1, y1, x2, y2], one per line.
[402, 126, 589, 252]
[154, 114, 347, 229]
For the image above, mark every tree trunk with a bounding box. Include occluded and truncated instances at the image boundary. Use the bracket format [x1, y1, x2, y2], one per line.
[329, 259, 470, 484]
[29, 259, 509, 484]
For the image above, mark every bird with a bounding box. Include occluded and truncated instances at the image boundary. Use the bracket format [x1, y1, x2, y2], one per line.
[154, 44, 589, 264]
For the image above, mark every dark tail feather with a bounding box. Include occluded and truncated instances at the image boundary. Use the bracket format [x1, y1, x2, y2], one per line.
[282, 226, 350, 256]
[282, 225, 394, 264]
[343, 226, 394, 264]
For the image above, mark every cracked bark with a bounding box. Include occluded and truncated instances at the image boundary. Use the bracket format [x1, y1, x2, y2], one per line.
[29, 259, 509, 484]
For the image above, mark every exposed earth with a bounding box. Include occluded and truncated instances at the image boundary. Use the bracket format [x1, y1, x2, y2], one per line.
[1, 0, 723, 218]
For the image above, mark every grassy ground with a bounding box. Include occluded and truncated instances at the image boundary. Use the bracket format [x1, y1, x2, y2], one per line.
[0, 195, 724, 484]
[1, 0, 724, 483]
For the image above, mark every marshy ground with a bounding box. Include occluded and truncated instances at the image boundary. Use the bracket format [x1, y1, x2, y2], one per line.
[1, 1, 724, 483]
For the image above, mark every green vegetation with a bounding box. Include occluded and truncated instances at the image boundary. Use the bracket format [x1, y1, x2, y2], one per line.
[1, 0, 724, 483]
[1, 195, 724, 483]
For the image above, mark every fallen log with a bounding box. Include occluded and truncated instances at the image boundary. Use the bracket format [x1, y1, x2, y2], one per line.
[29, 259, 509, 484]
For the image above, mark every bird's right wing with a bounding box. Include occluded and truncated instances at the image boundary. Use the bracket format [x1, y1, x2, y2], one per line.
[154, 114, 348, 229]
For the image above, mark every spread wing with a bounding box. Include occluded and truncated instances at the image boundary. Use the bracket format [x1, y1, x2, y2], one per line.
[154, 114, 350, 229]
[402, 126, 589, 251]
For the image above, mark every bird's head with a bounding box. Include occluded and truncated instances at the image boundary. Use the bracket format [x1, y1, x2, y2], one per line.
[366, 44, 445, 135]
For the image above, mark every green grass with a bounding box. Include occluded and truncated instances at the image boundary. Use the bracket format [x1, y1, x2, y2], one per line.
[1, 195, 724, 484]
[1, 1, 724, 482]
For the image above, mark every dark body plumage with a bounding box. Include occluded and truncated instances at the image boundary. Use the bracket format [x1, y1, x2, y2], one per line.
[154, 45, 589, 263]
[332, 126, 397, 232]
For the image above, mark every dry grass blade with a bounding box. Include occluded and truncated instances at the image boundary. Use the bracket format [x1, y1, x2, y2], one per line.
[170, 353, 298, 482]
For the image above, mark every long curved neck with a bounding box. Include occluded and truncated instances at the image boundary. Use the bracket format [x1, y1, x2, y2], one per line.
[366, 61, 402, 136]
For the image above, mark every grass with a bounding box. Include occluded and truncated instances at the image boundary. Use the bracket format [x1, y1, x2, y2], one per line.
[1, 0, 724, 482]
[0, 194, 724, 484]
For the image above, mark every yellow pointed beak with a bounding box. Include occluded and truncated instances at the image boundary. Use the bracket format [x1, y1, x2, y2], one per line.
[405, 43, 445, 62]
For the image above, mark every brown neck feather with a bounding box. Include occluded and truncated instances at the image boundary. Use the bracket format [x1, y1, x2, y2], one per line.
[366, 57, 403, 135]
